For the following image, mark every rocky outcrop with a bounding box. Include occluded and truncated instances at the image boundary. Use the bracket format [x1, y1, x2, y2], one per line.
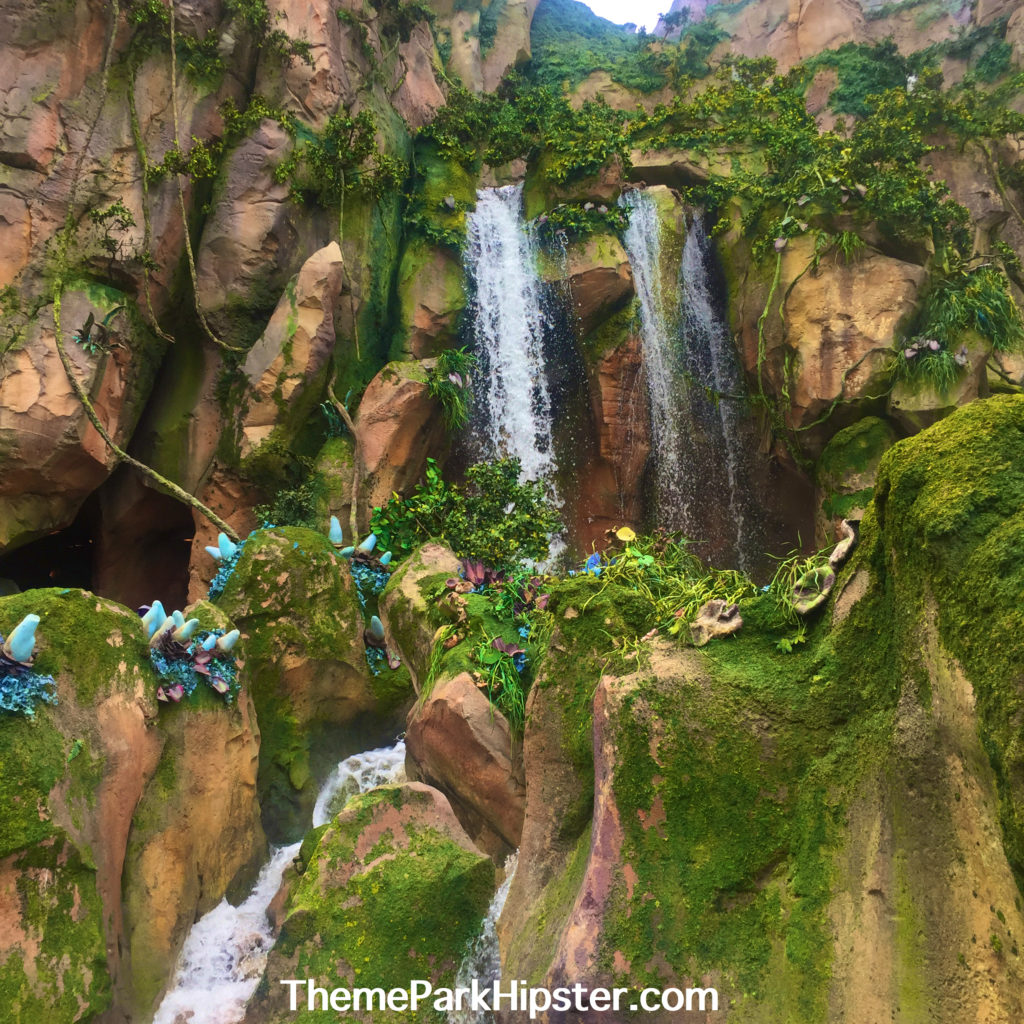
[215, 526, 411, 841]
[396, 240, 465, 358]
[244, 782, 494, 1024]
[120, 600, 265, 1021]
[238, 242, 344, 458]
[379, 541, 461, 690]
[0, 290, 165, 551]
[498, 396, 1024, 1023]
[0, 589, 163, 1021]
[405, 672, 525, 856]
[556, 233, 634, 339]
[354, 360, 443, 520]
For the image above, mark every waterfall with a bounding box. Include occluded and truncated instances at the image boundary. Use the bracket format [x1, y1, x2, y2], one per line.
[448, 852, 519, 1024]
[464, 185, 557, 485]
[621, 190, 760, 569]
[153, 740, 406, 1024]
[621, 189, 692, 524]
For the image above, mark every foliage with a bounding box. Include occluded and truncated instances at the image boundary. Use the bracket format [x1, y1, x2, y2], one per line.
[527, 0, 725, 92]
[805, 40, 921, 118]
[534, 201, 629, 243]
[473, 634, 528, 731]
[370, 458, 562, 570]
[764, 545, 832, 628]
[888, 340, 960, 394]
[427, 347, 479, 430]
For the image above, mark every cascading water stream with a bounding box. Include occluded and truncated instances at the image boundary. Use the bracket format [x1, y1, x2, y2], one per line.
[464, 185, 558, 486]
[621, 190, 692, 524]
[621, 190, 759, 569]
[448, 852, 519, 1024]
[153, 741, 406, 1024]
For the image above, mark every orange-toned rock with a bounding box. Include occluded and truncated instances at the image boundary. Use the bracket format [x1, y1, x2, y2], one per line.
[563, 234, 634, 338]
[405, 672, 525, 856]
[355, 360, 443, 521]
[575, 332, 650, 550]
[239, 242, 344, 458]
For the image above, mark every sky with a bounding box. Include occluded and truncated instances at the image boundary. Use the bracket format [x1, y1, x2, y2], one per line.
[579, 0, 671, 33]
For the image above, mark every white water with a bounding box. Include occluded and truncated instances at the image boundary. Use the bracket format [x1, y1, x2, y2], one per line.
[153, 740, 406, 1024]
[448, 852, 519, 1024]
[622, 191, 759, 568]
[621, 189, 692, 524]
[465, 185, 557, 485]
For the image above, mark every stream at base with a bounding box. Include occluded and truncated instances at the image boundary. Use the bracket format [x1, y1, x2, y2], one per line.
[448, 852, 519, 1024]
[153, 741, 407, 1024]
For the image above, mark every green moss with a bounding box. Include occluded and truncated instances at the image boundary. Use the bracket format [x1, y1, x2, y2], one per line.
[871, 394, 1024, 890]
[276, 785, 494, 1022]
[0, 834, 110, 1023]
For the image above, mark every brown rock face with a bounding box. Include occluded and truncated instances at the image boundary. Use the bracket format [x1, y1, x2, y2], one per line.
[774, 240, 927, 440]
[405, 672, 525, 856]
[0, 293, 165, 551]
[576, 333, 650, 550]
[355, 360, 444, 521]
[121, 668, 266, 1020]
[239, 242, 345, 457]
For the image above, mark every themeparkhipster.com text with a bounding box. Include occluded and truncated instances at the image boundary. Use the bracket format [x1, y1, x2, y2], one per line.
[279, 978, 719, 1017]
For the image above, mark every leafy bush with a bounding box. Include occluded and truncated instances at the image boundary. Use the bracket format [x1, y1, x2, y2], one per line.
[370, 458, 562, 570]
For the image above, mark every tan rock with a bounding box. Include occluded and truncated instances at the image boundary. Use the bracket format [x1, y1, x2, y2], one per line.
[481, 0, 537, 92]
[239, 242, 344, 458]
[405, 672, 525, 855]
[560, 234, 634, 339]
[194, 120, 320, 334]
[355, 360, 443, 520]
[689, 599, 742, 646]
[1009, 8, 1024, 66]
[975, 0, 1018, 27]
[122, 613, 266, 1019]
[780, 240, 927, 435]
[394, 22, 446, 129]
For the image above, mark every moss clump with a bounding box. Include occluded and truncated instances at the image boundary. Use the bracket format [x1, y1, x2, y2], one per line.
[270, 785, 494, 1022]
[817, 416, 898, 520]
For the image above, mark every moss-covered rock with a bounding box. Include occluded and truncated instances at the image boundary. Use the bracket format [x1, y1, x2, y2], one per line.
[379, 542, 461, 691]
[499, 396, 1024, 1021]
[216, 527, 412, 840]
[245, 782, 494, 1024]
[815, 415, 898, 543]
[395, 239, 466, 359]
[0, 588, 163, 1023]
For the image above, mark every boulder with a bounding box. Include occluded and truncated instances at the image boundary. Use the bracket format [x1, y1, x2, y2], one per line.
[779, 240, 927, 438]
[0, 588, 164, 1022]
[244, 782, 494, 1024]
[394, 22, 446, 129]
[405, 672, 525, 856]
[193, 120, 325, 345]
[354, 360, 443, 520]
[239, 242, 344, 458]
[215, 527, 412, 841]
[378, 542, 461, 690]
[120, 600, 266, 1021]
